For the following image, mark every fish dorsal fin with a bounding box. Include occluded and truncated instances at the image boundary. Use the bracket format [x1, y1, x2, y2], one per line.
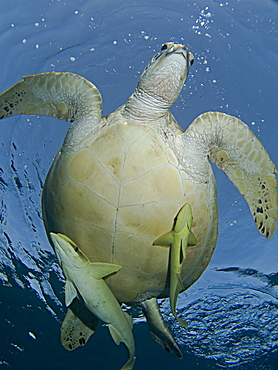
[88, 262, 121, 280]
[65, 279, 78, 307]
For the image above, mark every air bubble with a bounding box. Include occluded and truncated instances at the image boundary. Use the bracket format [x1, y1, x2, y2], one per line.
[28, 332, 36, 340]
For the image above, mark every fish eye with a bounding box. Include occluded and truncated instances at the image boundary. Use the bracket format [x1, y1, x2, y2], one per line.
[190, 59, 194, 66]
[74, 246, 79, 252]
[161, 44, 168, 51]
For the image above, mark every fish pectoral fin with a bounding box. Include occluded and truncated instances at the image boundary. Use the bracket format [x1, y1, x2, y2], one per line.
[188, 231, 197, 245]
[108, 324, 123, 346]
[153, 231, 174, 246]
[65, 279, 78, 307]
[88, 262, 122, 280]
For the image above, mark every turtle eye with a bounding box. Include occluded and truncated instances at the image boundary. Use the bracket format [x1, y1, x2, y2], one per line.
[161, 44, 168, 51]
[189, 53, 194, 66]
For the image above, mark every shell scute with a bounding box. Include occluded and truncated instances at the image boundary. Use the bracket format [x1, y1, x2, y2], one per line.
[121, 126, 168, 182]
[117, 202, 179, 237]
[62, 218, 113, 263]
[67, 148, 119, 206]
[62, 180, 116, 228]
[121, 164, 183, 205]
[166, 147, 179, 166]
[88, 125, 126, 182]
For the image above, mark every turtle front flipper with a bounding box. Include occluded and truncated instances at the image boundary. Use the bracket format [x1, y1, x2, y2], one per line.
[0, 72, 102, 123]
[183, 112, 278, 239]
[139, 297, 182, 359]
[153, 203, 197, 329]
[61, 297, 99, 351]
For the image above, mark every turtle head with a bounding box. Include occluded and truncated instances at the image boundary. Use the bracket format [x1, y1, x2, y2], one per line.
[139, 43, 194, 104]
[125, 43, 194, 119]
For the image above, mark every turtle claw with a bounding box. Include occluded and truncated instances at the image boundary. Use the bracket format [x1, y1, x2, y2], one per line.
[153, 203, 197, 328]
[149, 330, 183, 359]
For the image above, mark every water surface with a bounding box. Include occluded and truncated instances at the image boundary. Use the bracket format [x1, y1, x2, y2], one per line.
[0, 0, 277, 369]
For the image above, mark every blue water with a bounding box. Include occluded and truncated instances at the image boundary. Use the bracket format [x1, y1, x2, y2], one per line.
[0, 0, 277, 369]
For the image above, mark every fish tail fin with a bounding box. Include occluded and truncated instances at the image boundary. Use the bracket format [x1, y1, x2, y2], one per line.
[170, 274, 188, 329]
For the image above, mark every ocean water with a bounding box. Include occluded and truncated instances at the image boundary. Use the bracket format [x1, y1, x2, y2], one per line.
[0, 0, 277, 369]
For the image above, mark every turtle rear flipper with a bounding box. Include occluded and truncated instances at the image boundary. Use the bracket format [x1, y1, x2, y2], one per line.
[61, 297, 99, 351]
[183, 112, 277, 239]
[139, 298, 182, 359]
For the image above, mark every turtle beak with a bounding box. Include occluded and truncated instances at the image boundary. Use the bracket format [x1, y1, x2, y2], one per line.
[168, 43, 188, 55]
[166, 44, 194, 68]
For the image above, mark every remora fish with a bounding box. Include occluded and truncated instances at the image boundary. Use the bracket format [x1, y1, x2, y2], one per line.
[50, 232, 135, 370]
[153, 203, 197, 328]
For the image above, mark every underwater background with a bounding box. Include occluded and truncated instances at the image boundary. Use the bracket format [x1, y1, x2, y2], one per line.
[0, 0, 277, 369]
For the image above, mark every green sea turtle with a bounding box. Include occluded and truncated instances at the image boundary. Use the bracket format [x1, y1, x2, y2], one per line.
[0, 42, 277, 370]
